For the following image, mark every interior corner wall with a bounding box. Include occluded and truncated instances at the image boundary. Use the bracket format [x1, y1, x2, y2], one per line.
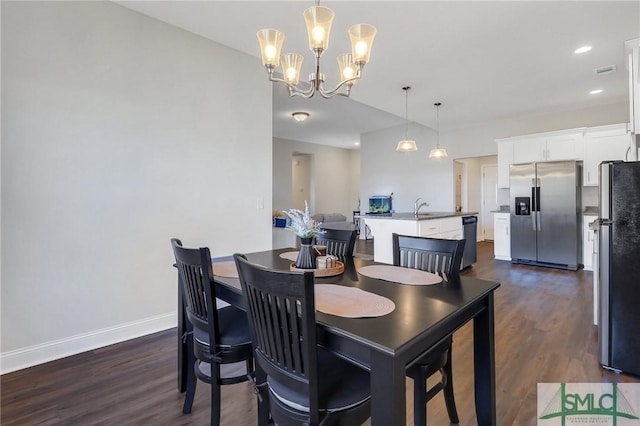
[360, 101, 629, 214]
[348, 150, 361, 213]
[1, 1, 272, 373]
[273, 138, 356, 219]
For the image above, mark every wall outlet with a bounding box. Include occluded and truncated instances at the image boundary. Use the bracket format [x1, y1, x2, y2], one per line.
[256, 197, 264, 209]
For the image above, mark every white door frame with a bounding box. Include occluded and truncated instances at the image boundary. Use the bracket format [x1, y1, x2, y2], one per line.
[481, 164, 498, 240]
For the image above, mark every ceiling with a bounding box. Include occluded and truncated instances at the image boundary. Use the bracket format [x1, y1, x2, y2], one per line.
[117, 1, 640, 149]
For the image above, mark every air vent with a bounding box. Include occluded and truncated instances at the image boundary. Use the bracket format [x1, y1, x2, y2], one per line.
[594, 65, 617, 75]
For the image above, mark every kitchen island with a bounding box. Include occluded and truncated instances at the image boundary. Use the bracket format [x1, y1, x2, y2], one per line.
[362, 212, 478, 264]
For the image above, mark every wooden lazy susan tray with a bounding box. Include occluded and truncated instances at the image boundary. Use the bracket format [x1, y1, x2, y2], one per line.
[290, 261, 345, 277]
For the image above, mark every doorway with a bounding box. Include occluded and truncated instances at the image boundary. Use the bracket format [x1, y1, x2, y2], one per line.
[453, 155, 497, 241]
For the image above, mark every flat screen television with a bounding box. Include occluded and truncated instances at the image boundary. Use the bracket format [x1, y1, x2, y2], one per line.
[369, 196, 392, 214]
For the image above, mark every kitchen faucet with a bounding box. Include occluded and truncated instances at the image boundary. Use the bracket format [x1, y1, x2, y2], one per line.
[414, 198, 429, 216]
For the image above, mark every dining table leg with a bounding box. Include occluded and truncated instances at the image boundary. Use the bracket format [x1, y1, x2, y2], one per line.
[473, 293, 497, 426]
[369, 351, 406, 426]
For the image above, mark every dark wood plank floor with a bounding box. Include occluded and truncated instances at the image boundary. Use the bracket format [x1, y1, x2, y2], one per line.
[2, 241, 637, 425]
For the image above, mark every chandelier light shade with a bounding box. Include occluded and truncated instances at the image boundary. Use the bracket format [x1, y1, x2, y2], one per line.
[429, 102, 449, 159]
[257, 1, 377, 99]
[396, 86, 418, 152]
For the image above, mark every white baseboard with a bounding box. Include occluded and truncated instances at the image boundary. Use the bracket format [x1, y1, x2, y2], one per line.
[0, 312, 177, 375]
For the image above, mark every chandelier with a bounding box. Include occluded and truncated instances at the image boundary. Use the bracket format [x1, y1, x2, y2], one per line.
[396, 86, 418, 152]
[257, 1, 377, 99]
[429, 102, 448, 159]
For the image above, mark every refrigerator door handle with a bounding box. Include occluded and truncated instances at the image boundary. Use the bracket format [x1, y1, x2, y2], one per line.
[537, 210, 542, 231]
[535, 185, 541, 231]
[531, 186, 537, 231]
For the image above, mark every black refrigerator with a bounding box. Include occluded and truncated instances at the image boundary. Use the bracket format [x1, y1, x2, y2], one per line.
[597, 160, 640, 376]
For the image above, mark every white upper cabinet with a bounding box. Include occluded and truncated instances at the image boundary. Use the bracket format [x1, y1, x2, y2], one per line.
[496, 140, 513, 188]
[512, 130, 584, 164]
[625, 38, 640, 134]
[583, 124, 633, 186]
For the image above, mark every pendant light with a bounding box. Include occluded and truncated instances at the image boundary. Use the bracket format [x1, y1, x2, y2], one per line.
[396, 86, 418, 152]
[429, 102, 448, 159]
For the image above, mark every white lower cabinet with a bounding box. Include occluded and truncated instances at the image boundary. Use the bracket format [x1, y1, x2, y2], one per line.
[583, 215, 597, 271]
[583, 124, 633, 186]
[494, 213, 511, 261]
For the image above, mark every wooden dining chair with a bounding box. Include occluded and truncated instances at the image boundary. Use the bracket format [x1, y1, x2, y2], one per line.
[171, 239, 254, 426]
[392, 233, 466, 426]
[315, 228, 358, 257]
[234, 253, 371, 426]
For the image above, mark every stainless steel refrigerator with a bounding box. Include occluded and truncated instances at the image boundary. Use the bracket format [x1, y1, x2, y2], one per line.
[597, 160, 640, 376]
[509, 161, 581, 270]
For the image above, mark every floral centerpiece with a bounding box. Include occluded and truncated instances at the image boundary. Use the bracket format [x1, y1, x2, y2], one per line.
[282, 201, 324, 239]
[282, 201, 324, 269]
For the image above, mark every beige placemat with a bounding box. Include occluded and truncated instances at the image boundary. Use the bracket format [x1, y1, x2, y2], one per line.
[357, 265, 442, 286]
[314, 284, 395, 318]
[212, 261, 238, 278]
[279, 251, 299, 261]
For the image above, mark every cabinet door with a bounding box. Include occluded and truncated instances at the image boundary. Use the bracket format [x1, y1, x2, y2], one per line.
[497, 141, 513, 188]
[583, 215, 597, 271]
[493, 214, 511, 260]
[436, 230, 464, 240]
[583, 126, 632, 186]
[513, 137, 545, 164]
[419, 220, 440, 237]
[546, 132, 583, 161]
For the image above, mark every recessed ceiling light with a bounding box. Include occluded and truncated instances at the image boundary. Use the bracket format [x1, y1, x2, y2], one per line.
[354, 141, 360, 146]
[590, 89, 603, 95]
[574, 46, 592, 54]
[292, 111, 310, 122]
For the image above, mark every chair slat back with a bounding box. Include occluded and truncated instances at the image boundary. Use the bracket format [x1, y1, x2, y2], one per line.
[171, 239, 221, 347]
[315, 228, 357, 257]
[234, 254, 319, 411]
[392, 234, 466, 280]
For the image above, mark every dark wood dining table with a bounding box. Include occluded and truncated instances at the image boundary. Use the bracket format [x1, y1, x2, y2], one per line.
[177, 248, 500, 426]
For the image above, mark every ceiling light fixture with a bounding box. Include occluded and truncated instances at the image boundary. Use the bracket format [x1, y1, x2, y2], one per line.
[574, 46, 592, 54]
[257, 1, 376, 99]
[429, 102, 448, 159]
[396, 86, 418, 152]
[589, 89, 603, 95]
[292, 111, 310, 121]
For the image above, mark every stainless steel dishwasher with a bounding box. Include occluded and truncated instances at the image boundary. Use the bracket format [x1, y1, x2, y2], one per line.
[461, 215, 477, 269]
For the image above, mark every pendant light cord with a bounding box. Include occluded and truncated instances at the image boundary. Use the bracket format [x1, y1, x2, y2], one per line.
[435, 102, 441, 148]
[403, 86, 411, 140]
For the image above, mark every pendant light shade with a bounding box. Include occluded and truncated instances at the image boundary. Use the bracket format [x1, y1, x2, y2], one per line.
[396, 86, 418, 152]
[429, 102, 448, 159]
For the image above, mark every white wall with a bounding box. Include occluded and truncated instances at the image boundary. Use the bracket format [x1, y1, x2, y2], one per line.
[361, 102, 629, 214]
[273, 138, 356, 218]
[291, 154, 311, 211]
[349, 150, 361, 213]
[1, 2, 272, 372]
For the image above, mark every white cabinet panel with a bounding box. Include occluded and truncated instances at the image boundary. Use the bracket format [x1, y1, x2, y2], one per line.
[493, 213, 511, 260]
[497, 141, 513, 188]
[513, 137, 546, 164]
[440, 217, 462, 233]
[547, 132, 584, 161]
[437, 230, 463, 240]
[583, 124, 632, 186]
[419, 220, 440, 237]
[626, 38, 640, 134]
[583, 215, 597, 271]
[513, 132, 583, 164]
